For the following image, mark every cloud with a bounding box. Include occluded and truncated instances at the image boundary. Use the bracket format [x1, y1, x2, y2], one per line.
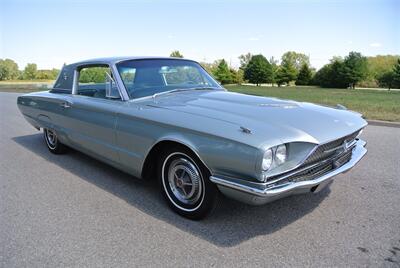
[369, 42, 382, 47]
[167, 35, 174, 39]
[248, 37, 260, 41]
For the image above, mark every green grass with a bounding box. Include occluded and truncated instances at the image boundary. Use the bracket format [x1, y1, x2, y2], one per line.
[226, 85, 400, 122]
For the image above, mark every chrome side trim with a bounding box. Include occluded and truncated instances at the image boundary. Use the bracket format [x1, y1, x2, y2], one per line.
[210, 139, 366, 203]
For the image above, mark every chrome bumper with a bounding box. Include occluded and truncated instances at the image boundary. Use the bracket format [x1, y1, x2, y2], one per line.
[210, 139, 367, 205]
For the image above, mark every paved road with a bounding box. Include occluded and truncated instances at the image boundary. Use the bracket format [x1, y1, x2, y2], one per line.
[1, 92, 399, 267]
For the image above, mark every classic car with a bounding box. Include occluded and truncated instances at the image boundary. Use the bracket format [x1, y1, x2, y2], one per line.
[17, 57, 367, 219]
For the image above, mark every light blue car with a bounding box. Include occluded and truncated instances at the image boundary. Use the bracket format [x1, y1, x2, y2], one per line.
[17, 57, 367, 219]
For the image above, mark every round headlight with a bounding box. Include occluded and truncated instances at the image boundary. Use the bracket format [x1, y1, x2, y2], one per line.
[262, 149, 273, 171]
[275, 144, 287, 165]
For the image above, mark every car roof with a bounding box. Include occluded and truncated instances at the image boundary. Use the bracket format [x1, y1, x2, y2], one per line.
[69, 56, 195, 67]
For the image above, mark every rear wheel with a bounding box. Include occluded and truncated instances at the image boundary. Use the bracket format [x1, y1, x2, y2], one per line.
[158, 146, 218, 220]
[44, 128, 67, 154]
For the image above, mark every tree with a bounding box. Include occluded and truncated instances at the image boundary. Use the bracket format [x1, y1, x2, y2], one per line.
[244, 54, 273, 86]
[367, 55, 399, 79]
[269, 56, 278, 86]
[275, 57, 297, 86]
[35, 68, 60, 80]
[295, 63, 313, 85]
[79, 67, 108, 83]
[313, 58, 347, 88]
[0, 59, 19, 80]
[342, 51, 368, 88]
[23, 63, 37, 80]
[200, 61, 216, 74]
[377, 71, 395, 90]
[228, 68, 243, 84]
[212, 59, 234, 84]
[392, 59, 400, 88]
[281, 51, 310, 73]
[170, 50, 184, 58]
[238, 53, 252, 70]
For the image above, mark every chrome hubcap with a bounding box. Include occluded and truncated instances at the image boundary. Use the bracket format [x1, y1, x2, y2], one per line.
[167, 158, 202, 205]
[45, 129, 57, 149]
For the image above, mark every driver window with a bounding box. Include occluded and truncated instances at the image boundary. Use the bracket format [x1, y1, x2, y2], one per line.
[77, 66, 120, 100]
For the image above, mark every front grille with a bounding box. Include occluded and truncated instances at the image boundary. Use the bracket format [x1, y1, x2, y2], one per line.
[303, 130, 359, 165]
[266, 131, 359, 186]
[275, 162, 334, 186]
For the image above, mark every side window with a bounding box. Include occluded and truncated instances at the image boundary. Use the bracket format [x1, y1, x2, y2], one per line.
[77, 66, 120, 100]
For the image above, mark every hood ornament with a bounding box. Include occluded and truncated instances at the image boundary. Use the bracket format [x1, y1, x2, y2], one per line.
[240, 126, 252, 134]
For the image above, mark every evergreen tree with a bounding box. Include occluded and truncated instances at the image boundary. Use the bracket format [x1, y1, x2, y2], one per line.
[392, 59, 400, 88]
[170, 50, 184, 58]
[342, 52, 368, 88]
[244, 54, 273, 86]
[212, 59, 234, 84]
[295, 63, 313, 85]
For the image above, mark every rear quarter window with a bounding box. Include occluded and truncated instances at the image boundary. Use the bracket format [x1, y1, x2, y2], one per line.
[52, 65, 74, 93]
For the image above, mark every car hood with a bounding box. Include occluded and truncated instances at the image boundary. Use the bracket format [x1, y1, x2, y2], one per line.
[141, 90, 367, 147]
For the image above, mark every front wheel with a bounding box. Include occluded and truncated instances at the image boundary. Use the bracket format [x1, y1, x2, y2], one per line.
[43, 128, 67, 154]
[158, 146, 218, 220]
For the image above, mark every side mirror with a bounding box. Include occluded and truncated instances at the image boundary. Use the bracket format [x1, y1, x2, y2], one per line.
[105, 72, 121, 99]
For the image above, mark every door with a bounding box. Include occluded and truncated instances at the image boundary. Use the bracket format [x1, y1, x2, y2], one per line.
[62, 65, 122, 164]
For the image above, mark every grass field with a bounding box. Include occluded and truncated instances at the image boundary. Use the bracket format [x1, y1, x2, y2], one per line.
[226, 85, 400, 122]
[0, 81, 53, 93]
[1, 82, 399, 122]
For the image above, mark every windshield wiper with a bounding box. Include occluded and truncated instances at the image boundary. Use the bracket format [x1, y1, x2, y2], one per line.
[152, 88, 192, 98]
[152, 87, 218, 98]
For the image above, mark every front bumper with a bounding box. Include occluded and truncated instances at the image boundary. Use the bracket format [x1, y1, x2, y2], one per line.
[210, 139, 367, 205]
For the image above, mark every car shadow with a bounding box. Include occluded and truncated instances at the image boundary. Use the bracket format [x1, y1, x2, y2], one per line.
[12, 133, 331, 247]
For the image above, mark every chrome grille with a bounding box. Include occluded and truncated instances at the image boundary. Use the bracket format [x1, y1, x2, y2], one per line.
[266, 131, 360, 186]
[303, 130, 359, 165]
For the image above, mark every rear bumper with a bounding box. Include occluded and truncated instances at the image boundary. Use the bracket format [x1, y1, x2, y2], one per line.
[210, 139, 367, 205]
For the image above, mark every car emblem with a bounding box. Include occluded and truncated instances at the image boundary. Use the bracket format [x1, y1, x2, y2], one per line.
[323, 139, 353, 155]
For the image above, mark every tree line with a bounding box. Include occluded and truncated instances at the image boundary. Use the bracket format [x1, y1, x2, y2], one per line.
[2, 51, 400, 89]
[0, 60, 60, 81]
[171, 51, 400, 89]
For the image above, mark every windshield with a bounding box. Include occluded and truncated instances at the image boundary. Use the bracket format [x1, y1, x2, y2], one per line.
[116, 59, 222, 99]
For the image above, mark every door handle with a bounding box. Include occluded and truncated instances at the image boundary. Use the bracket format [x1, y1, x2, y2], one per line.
[60, 102, 71, 109]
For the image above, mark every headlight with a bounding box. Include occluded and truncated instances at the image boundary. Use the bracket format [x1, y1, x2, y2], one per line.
[275, 144, 287, 165]
[262, 148, 273, 171]
[261, 144, 288, 173]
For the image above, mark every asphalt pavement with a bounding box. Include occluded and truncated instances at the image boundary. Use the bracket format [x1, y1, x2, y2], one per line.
[1, 92, 399, 267]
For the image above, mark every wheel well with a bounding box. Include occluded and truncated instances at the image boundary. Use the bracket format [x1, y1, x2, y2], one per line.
[141, 140, 203, 181]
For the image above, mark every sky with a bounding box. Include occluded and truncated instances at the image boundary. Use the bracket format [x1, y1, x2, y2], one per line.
[0, 0, 399, 70]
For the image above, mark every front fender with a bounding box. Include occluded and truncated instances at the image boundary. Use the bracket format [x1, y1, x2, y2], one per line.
[146, 131, 260, 181]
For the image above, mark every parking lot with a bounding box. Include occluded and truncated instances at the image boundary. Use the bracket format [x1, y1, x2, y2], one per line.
[1, 92, 399, 267]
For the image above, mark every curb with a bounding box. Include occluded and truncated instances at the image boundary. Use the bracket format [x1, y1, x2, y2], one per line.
[367, 120, 400, 128]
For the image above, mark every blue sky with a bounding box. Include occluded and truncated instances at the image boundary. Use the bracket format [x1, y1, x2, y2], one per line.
[1, 0, 398, 70]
